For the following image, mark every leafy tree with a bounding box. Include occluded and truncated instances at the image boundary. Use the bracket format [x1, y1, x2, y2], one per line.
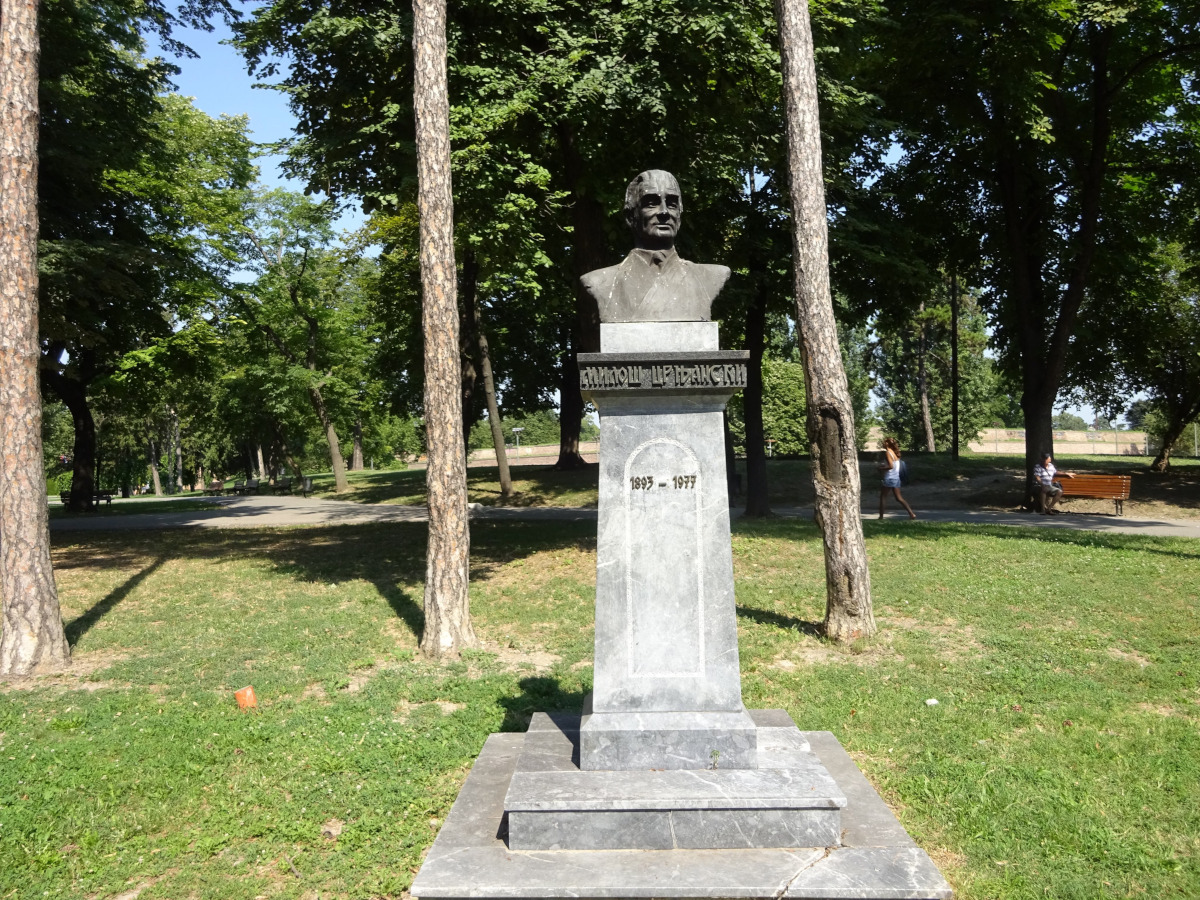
[1071, 241, 1200, 470]
[874, 291, 998, 453]
[236, 191, 380, 492]
[851, 0, 1200, 501]
[38, 2, 253, 509]
[1052, 411, 1090, 431]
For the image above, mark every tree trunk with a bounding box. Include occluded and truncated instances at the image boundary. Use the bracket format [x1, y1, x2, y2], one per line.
[256, 443, 267, 480]
[1021, 388, 1055, 509]
[556, 123, 605, 470]
[413, 0, 475, 659]
[0, 0, 70, 675]
[49, 376, 96, 511]
[458, 254, 483, 448]
[306, 384, 349, 492]
[147, 431, 163, 496]
[169, 405, 183, 492]
[775, 0, 874, 643]
[743, 286, 770, 517]
[951, 272, 959, 461]
[351, 419, 364, 471]
[1149, 403, 1200, 473]
[463, 252, 513, 498]
[917, 304, 936, 453]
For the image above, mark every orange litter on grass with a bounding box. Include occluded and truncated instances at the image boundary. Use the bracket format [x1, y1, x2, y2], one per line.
[235, 686, 258, 710]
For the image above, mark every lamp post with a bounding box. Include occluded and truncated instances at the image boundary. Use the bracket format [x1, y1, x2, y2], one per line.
[512, 427, 524, 466]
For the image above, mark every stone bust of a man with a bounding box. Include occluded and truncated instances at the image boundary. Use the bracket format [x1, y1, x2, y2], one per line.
[581, 170, 731, 323]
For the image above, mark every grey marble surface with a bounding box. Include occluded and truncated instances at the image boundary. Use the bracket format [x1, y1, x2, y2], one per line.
[410, 728, 954, 899]
[508, 807, 842, 852]
[601, 321, 719, 352]
[586, 324, 750, 770]
[504, 713, 845, 852]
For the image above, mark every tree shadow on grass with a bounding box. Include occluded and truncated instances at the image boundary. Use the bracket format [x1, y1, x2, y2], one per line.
[65, 556, 165, 646]
[736, 605, 823, 637]
[496, 675, 588, 734]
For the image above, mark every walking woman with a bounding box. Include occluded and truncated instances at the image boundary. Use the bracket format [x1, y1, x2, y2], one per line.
[878, 437, 916, 519]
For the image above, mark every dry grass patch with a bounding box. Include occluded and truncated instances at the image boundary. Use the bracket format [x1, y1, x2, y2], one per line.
[1108, 646, 1153, 667]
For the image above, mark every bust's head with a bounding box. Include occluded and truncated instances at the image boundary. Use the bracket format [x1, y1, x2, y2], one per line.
[624, 170, 682, 251]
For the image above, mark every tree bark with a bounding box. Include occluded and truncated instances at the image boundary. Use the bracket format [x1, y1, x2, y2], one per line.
[463, 253, 513, 498]
[917, 303, 936, 453]
[0, 0, 70, 674]
[744, 286, 771, 517]
[775, 0, 874, 642]
[458, 254, 483, 448]
[147, 430, 163, 496]
[256, 443, 267, 480]
[168, 405, 183, 492]
[555, 123, 605, 470]
[413, 0, 475, 659]
[306, 384, 349, 491]
[950, 272, 959, 461]
[45, 373, 95, 511]
[351, 419, 364, 470]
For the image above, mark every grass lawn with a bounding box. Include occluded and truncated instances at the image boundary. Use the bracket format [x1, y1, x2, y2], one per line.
[307, 453, 1200, 519]
[3, 520, 1197, 899]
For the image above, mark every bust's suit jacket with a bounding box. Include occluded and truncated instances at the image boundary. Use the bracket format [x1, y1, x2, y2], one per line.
[581, 248, 731, 323]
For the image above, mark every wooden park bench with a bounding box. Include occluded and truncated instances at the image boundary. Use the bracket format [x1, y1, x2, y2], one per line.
[275, 475, 294, 494]
[1060, 474, 1132, 515]
[59, 490, 115, 507]
[203, 479, 225, 496]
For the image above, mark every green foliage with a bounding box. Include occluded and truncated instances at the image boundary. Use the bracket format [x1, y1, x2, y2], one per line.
[1052, 412, 1089, 431]
[874, 289, 998, 452]
[467, 410, 598, 452]
[759, 359, 808, 456]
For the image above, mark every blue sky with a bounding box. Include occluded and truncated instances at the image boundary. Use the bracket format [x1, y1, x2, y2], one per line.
[159, 21, 365, 231]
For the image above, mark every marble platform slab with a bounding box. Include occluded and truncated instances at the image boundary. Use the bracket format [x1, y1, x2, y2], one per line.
[411, 725, 953, 900]
[505, 712, 844, 851]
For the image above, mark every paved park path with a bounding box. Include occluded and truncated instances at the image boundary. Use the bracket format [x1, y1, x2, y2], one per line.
[49, 494, 1200, 539]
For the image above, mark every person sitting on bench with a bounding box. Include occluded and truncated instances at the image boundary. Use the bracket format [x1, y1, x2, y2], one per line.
[1034, 452, 1075, 514]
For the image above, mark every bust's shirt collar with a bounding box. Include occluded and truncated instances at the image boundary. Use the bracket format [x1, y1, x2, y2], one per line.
[630, 247, 678, 268]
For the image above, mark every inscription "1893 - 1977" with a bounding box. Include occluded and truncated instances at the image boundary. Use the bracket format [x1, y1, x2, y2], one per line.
[581, 363, 747, 392]
[630, 474, 697, 491]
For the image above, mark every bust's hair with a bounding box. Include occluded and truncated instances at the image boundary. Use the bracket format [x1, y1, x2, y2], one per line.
[624, 170, 683, 220]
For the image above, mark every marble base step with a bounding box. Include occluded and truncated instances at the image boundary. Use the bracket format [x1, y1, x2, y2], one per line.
[411, 716, 953, 900]
[504, 710, 845, 851]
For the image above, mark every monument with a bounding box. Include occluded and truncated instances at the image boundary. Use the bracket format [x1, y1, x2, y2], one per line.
[411, 172, 952, 899]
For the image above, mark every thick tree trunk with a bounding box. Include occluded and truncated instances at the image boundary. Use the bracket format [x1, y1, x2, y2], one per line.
[458, 254, 483, 448]
[351, 419, 364, 471]
[917, 306, 936, 453]
[463, 253, 513, 498]
[1021, 389, 1055, 509]
[950, 273, 959, 460]
[744, 287, 770, 517]
[723, 411, 741, 499]
[256, 443, 267, 480]
[556, 124, 605, 470]
[0, 0, 70, 675]
[413, 0, 475, 659]
[776, 0, 874, 643]
[49, 376, 95, 512]
[306, 384, 349, 492]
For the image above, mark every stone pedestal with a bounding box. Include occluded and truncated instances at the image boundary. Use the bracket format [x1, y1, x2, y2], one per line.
[580, 322, 755, 771]
[408, 319, 952, 899]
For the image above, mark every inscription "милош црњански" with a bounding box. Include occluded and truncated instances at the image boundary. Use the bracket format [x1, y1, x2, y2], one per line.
[579, 362, 747, 392]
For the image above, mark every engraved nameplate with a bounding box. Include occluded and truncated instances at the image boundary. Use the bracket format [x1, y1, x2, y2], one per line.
[579, 351, 750, 395]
